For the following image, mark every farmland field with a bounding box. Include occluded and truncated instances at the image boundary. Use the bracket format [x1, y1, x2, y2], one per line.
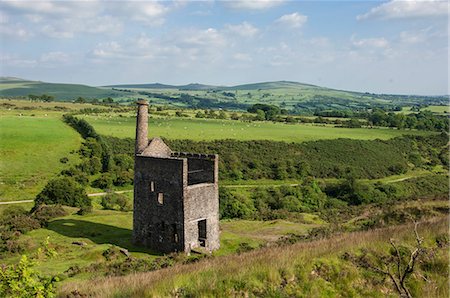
[422, 105, 449, 114]
[0, 115, 82, 201]
[82, 114, 434, 142]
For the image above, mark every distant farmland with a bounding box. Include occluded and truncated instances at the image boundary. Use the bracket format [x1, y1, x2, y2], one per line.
[81, 114, 434, 142]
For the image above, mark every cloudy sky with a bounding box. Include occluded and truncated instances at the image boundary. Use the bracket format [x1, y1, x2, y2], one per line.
[0, 0, 448, 94]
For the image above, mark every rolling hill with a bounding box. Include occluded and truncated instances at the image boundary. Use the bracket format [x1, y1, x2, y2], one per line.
[0, 77, 447, 112]
[0, 77, 128, 101]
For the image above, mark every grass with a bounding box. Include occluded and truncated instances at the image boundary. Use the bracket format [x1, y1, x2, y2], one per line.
[1, 206, 324, 280]
[81, 114, 433, 142]
[422, 105, 449, 114]
[0, 114, 82, 201]
[0, 81, 129, 101]
[58, 216, 449, 297]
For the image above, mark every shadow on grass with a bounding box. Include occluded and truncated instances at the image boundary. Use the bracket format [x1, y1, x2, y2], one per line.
[47, 218, 163, 255]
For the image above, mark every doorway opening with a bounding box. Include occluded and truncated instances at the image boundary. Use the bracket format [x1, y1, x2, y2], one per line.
[198, 219, 207, 247]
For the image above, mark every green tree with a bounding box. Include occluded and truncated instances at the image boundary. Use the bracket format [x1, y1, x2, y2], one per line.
[0, 238, 58, 298]
[35, 177, 91, 209]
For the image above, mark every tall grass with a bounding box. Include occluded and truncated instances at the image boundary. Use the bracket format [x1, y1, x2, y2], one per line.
[59, 216, 448, 297]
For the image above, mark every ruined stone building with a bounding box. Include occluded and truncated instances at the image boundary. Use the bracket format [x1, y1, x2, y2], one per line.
[133, 100, 220, 253]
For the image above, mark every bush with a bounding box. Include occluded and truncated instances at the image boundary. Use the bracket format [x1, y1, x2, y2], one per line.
[76, 205, 93, 215]
[219, 188, 255, 219]
[0, 242, 58, 297]
[76, 157, 102, 175]
[4, 215, 41, 234]
[92, 173, 114, 190]
[100, 193, 132, 212]
[1, 206, 27, 221]
[31, 205, 67, 226]
[35, 177, 91, 209]
[113, 170, 133, 186]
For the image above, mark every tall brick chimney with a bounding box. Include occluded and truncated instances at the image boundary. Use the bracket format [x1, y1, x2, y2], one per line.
[135, 99, 148, 154]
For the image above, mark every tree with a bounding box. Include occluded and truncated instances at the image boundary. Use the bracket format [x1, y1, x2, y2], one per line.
[28, 94, 39, 102]
[346, 222, 426, 298]
[40, 94, 54, 102]
[35, 177, 91, 209]
[74, 97, 86, 103]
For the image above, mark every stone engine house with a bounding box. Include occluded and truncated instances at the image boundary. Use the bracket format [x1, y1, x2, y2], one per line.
[133, 100, 220, 253]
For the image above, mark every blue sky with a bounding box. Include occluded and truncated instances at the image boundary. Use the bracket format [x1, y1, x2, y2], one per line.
[0, 0, 448, 95]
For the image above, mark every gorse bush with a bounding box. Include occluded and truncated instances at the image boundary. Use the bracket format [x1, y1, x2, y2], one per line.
[0, 205, 67, 254]
[102, 133, 447, 181]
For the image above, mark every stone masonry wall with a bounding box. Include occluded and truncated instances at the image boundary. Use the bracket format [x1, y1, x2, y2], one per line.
[133, 156, 187, 253]
[183, 183, 220, 252]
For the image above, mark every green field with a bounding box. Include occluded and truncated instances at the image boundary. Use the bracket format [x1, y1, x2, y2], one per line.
[82, 114, 433, 142]
[422, 105, 449, 114]
[1, 206, 322, 278]
[0, 79, 130, 101]
[0, 115, 82, 201]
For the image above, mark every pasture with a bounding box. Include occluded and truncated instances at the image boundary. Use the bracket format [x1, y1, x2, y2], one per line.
[1, 206, 322, 278]
[0, 114, 81, 201]
[82, 114, 433, 142]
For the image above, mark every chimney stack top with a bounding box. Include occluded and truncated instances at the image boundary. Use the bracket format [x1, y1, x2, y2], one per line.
[136, 99, 148, 106]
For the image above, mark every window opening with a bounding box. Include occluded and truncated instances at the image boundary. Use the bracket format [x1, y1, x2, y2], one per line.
[157, 193, 164, 205]
[198, 219, 207, 247]
[149, 181, 155, 192]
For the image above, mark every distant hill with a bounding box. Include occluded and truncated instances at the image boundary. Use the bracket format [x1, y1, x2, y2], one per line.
[225, 81, 322, 90]
[105, 81, 318, 91]
[0, 77, 447, 110]
[106, 82, 219, 90]
[0, 77, 128, 101]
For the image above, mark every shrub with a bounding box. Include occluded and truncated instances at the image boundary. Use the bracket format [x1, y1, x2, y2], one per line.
[219, 188, 255, 219]
[0, 240, 58, 297]
[113, 170, 133, 186]
[31, 205, 67, 227]
[76, 205, 93, 215]
[5, 215, 41, 234]
[1, 206, 27, 221]
[92, 173, 114, 190]
[35, 177, 91, 209]
[100, 193, 132, 212]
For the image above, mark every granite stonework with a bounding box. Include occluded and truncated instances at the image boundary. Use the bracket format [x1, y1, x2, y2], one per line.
[133, 100, 220, 253]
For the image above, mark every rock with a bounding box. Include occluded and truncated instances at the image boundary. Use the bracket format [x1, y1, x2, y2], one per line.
[119, 248, 130, 257]
[72, 241, 87, 246]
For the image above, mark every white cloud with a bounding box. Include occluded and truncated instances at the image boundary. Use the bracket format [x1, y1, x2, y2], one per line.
[0, 22, 33, 39]
[225, 22, 259, 37]
[179, 28, 226, 47]
[0, 0, 171, 39]
[0, 53, 37, 67]
[352, 36, 390, 48]
[400, 29, 428, 44]
[276, 12, 308, 28]
[40, 51, 70, 63]
[233, 52, 252, 62]
[1, 1, 99, 18]
[122, 1, 170, 25]
[357, 0, 448, 20]
[224, 0, 284, 10]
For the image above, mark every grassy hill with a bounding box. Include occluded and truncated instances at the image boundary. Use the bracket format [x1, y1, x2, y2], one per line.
[58, 216, 448, 297]
[2, 77, 447, 112]
[107, 80, 448, 112]
[80, 113, 433, 142]
[0, 77, 129, 101]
